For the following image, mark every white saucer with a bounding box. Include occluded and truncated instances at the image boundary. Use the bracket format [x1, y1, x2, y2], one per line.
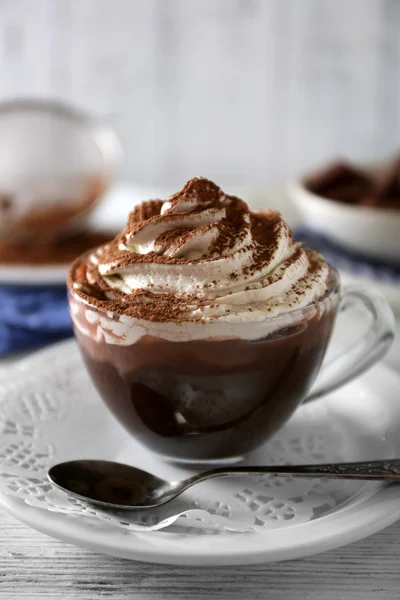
[0, 340, 400, 565]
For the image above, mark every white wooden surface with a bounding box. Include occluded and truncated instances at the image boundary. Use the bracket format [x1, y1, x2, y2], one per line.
[0, 0, 399, 186]
[1, 510, 400, 600]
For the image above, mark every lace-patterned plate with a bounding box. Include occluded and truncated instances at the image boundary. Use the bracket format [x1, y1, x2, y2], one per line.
[1, 340, 400, 565]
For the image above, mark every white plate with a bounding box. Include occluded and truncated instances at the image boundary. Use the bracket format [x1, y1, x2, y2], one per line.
[0, 340, 400, 565]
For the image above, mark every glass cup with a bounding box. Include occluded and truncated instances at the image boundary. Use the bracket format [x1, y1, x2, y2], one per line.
[0, 98, 122, 241]
[68, 265, 394, 465]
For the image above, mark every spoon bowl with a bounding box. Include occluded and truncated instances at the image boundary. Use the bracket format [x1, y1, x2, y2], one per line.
[48, 460, 176, 509]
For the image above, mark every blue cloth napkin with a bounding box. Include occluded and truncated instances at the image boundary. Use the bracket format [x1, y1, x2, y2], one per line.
[294, 227, 400, 284]
[0, 285, 72, 356]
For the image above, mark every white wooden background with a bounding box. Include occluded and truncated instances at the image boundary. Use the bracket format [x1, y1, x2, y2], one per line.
[0, 0, 399, 187]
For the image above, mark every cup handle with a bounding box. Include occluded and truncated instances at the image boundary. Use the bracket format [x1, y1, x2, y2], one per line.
[304, 287, 395, 403]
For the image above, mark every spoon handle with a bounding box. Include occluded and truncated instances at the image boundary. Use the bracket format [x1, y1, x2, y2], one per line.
[183, 459, 400, 490]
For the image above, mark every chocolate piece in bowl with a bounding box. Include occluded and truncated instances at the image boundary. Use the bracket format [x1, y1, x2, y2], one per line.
[303, 160, 372, 204]
[68, 177, 340, 464]
[303, 153, 400, 210]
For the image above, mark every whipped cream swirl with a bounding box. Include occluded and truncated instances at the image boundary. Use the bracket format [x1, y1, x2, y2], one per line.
[73, 177, 330, 328]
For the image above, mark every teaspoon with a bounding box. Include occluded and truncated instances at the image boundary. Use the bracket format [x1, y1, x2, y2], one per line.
[47, 459, 400, 510]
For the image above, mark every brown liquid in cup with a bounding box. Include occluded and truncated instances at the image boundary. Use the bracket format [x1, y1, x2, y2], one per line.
[73, 304, 337, 462]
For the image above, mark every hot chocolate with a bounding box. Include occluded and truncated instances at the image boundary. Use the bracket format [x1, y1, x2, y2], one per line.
[68, 177, 337, 463]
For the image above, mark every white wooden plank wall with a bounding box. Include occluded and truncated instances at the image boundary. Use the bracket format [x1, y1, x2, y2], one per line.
[0, 0, 399, 186]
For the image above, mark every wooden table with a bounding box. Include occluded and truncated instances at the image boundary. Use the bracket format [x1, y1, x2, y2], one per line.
[1, 510, 400, 600]
[1, 330, 400, 599]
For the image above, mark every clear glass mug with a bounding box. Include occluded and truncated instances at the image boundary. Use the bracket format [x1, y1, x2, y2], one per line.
[0, 98, 122, 241]
[68, 266, 395, 465]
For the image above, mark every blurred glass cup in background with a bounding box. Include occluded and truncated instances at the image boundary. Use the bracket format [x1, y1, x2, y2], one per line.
[0, 99, 122, 241]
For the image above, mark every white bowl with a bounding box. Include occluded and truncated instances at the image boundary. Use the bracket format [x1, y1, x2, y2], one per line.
[288, 179, 400, 265]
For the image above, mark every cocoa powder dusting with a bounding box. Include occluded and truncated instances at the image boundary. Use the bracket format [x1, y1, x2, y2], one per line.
[127, 200, 163, 231]
[166, 177, 223, 211]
